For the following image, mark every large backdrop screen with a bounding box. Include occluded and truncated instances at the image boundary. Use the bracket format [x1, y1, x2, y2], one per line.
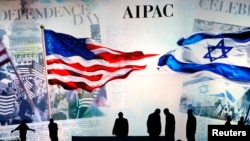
[0, 0, 250, 141]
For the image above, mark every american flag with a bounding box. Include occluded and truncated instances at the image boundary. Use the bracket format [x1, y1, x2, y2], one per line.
[78, 90, 98, 108]
[24, 80, 34, 99]
[31, 60, 46, 80]
[0, 41, 17, 115]
[0, 92, 16, 115]
[0, 41, 10, 66]
[16, 66, 31, 75]
[44, 29, 158, 92]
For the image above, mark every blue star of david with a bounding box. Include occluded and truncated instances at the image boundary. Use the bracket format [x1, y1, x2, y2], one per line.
[199, 83, 209, 95]
[203, 39, 233, 62]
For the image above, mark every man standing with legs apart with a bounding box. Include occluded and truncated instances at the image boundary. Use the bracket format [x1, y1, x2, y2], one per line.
[11, 120, 35, 141]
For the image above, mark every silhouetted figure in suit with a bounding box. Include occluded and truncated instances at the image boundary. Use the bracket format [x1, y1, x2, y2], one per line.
[112, 112, 129, 136]
[147, 108, 161, 140]
[225, 115, 232, 126]
[164, 108, 175, 141]
[238, 116, 246, 126]
[186, 109, 196, 141]
[48, 118, 58, 141]
[11, 120, 35, 141]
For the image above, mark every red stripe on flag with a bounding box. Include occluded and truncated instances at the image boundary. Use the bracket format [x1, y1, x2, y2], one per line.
[48, 65, 146, 92]
[0, 42, 10, 66]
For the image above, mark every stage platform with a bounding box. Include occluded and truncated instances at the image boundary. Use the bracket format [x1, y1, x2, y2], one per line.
[72, 136, 166, 141]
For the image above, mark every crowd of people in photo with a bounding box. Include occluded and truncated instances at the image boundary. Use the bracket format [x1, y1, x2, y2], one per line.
[179, 95, 249, 125]
[0, 77, 49, 126]
[0, 86, 33, 126]
[0, 82, 109, 126]
[50, 85, 109, 120]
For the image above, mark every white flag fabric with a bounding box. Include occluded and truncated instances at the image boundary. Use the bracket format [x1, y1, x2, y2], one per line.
[158, 29, 250, 82]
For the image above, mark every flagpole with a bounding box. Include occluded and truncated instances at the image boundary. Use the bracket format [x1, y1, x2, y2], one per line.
[244, 105, 250, 123]
[40, 25, 51, 119]
[6, 47, 41, 121]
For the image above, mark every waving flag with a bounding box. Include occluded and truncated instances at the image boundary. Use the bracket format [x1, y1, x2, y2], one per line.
[44, 29, 157, 92]
[0, 92, 16, 115]
[158, 29, 250, 82]
[0, 40, 41, 120]
[183, 75, 247, 104]
[0, 42, 10, 66]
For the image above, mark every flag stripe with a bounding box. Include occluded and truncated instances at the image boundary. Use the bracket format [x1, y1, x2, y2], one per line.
[48, 66, 145, 92]
[0, 94, 16, 115]
[17, 67, 31, 75]
[177, 30, 250, 46]
[158, 54, 250, 82]
[78, 92, 98, 108]
[226, 90, 235, 103]
[87, 44, 158, 63]
[24, 80, 34, 99]
[158, 29, 250, 83]
[44, 29, 157, 92]
[47, 69, 102, 81]
[0, 42, 10, 66]
[47, 57, 145, 73]
[32, 68, 46, 80]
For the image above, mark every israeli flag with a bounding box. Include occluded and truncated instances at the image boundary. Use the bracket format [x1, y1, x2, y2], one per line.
[158, 29, 250, 82]
[182, 75, 247, 105]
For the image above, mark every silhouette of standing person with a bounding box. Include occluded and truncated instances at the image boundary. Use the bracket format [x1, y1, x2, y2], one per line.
[11, 120, 35, 141]
[164, 108, 175, 141]
[48, 118, 58, 141]
[186, 109, 196, 141]
[112, 112, 129, 136]
[225, 115, 232, 126]
[238, 116, 246, 126]
[147, 108, 161, 140]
